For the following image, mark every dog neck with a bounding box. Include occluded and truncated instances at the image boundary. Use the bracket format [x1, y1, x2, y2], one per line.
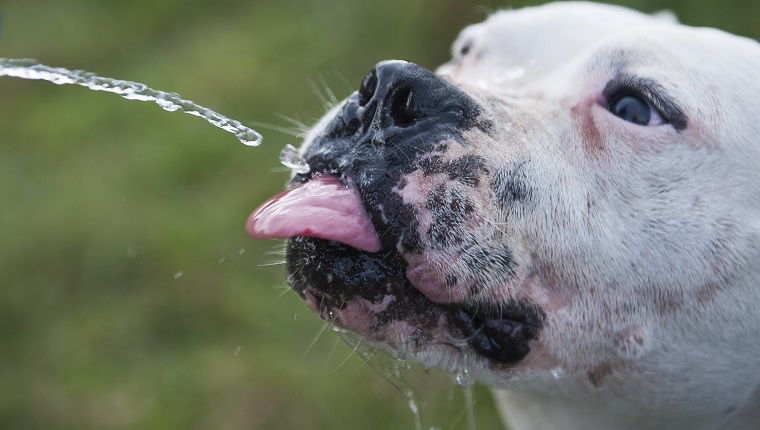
[492, 387, 760, 430]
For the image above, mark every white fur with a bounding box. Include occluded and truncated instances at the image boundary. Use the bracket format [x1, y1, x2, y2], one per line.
[297, 2, 760, 428]
[434, 3, 760, 429]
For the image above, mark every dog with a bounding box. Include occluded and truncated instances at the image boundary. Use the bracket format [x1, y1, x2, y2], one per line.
[247, 2, 760, 429]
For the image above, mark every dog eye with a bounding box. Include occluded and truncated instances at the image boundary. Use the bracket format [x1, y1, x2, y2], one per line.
[459, 41, 473, 57]
[607, 92, 666, 126]
[453, 37, 475, 61]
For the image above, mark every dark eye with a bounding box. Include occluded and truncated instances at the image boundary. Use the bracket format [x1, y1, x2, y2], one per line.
[608, 94, 653, 125]
[456, 40, 473, 59]
[460, 41, 472, 57]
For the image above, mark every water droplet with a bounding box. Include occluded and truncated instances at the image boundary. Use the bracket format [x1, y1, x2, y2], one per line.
[279, 144, 310, 174]
[550, 367, 565, 379]
[234, 345, 241, 356]
[173, 271, 184, 279]
[218, 257, 226, 264]
[238, 248, 245, 255]
[456, 367, 472, 388]
[398, 360, 413, 371]
[237, 129, 262, 147]
[126, 246, 138, 258]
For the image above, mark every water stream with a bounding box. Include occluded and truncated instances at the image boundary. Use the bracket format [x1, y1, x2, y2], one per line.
[0, 58, 263, 146]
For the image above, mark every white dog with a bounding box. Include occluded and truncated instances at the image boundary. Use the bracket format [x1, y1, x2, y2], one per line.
[248, 2, 760, 429]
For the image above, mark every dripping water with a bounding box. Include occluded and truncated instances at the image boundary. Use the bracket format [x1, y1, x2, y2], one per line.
[455, 367, 478, 430]
[335, 329, 434, 430]
[336, 328, 481, 430]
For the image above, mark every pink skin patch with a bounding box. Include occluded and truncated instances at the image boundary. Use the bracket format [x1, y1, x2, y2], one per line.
[246, 175, 382, 253]
[406, 253, 470, 303]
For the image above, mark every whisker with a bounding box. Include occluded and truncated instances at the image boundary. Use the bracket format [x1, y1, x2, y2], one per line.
[273, 284, 294, 301]
[316, 73, 341, 108]
[247, 119, 303, 137]
[308, 79, 331, 112]
[273, 113, 310, 136]
[481, 216, 510, 237]
[335, 332, 365, 370]
[257, 260, 286, 267]
[303, 321, 333, 360]
[326, 332, 342, 364]
[333, 70, 356, 95]
[324, 85, 339, 108]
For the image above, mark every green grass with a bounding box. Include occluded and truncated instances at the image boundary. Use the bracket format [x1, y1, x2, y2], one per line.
[1, 1, 757, 429]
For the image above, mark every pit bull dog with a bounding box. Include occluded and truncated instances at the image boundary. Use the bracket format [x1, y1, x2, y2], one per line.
[247, 2, 760, 429]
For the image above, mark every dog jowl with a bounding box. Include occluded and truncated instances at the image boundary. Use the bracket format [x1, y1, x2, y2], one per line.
[248, 3, 760, 430]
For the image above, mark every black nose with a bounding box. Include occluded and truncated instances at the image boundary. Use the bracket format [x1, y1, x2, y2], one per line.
[336, 60, 481, 148]
[299, 60, 484, 186]
[357, 60, 419, 127]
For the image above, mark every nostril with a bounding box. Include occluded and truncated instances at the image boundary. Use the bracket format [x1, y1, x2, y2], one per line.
[390, 87, 417, 127]
[358, 69, 378, 106]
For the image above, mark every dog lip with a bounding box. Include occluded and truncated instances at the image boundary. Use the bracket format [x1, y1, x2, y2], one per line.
[246, 174, 383, 253]
[285, 236, 544, 367]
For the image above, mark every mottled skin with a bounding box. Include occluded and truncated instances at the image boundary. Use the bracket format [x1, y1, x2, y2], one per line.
[281, 3, 760, 429]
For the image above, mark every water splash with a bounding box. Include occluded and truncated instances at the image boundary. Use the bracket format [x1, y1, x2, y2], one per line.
[0, 58, 262, 146]
[279, 143, 310, 174]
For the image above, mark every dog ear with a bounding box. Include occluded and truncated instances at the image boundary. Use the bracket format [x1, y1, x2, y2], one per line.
[651, 10, 679, 24]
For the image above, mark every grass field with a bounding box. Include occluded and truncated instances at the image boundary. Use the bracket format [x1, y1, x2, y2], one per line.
[1, 1, 757, 429]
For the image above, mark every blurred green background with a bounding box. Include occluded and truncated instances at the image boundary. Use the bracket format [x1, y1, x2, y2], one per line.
[0, 1, 757, 429]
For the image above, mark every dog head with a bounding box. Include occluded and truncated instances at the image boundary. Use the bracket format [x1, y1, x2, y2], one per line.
[249, 2, 760, 425]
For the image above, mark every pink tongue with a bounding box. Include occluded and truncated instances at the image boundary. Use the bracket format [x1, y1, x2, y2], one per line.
[246, 176, 382, 253]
